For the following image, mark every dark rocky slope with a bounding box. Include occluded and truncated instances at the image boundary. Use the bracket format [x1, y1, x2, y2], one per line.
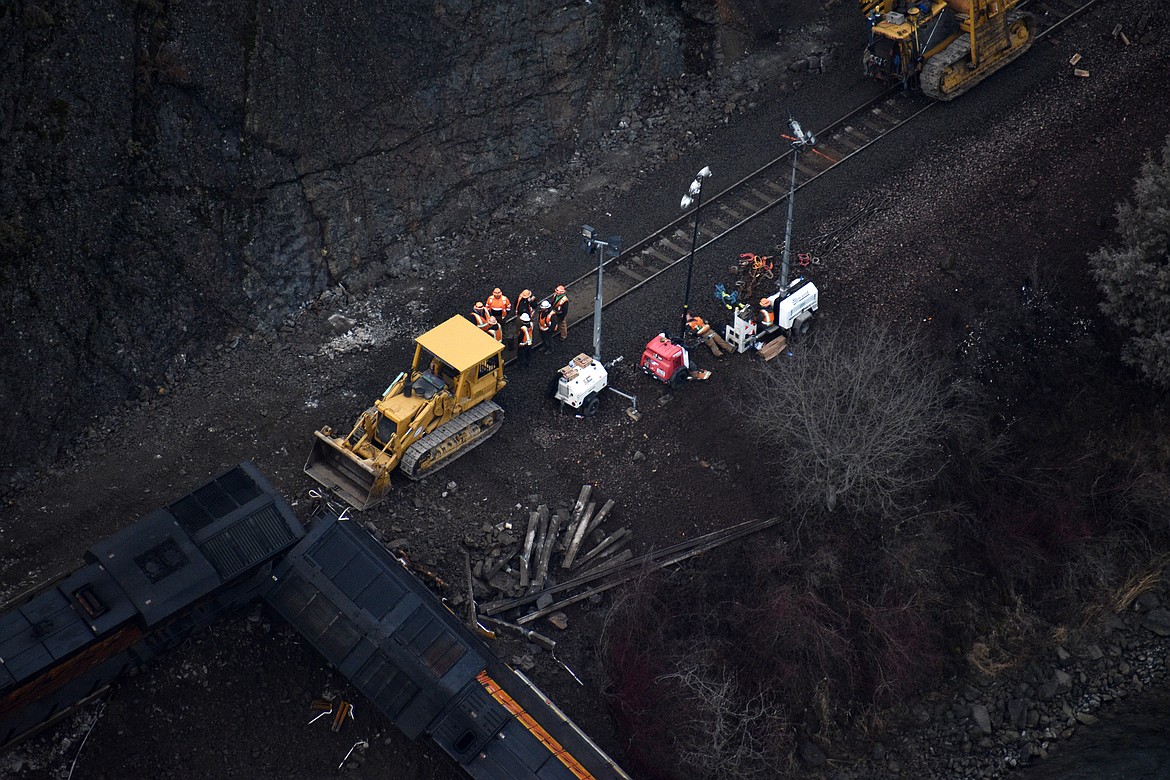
[0, 0, 798, 481]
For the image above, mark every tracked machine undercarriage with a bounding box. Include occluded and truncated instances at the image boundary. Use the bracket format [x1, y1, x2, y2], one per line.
[862, 0, 1036, 100]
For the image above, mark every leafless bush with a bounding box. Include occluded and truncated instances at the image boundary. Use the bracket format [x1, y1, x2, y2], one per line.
[596, 574, 677, 772]
[738, 321, 969, 515]
[596, 539, 956, 777]
[656, 650, 791, 779]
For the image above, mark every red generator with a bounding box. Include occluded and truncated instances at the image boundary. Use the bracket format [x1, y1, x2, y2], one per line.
[640, 334, 689, 387]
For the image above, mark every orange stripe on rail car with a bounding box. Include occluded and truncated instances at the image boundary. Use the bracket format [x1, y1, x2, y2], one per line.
[476, 671, 595, 780]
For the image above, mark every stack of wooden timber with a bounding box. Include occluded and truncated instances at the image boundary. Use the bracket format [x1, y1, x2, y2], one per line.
[452, 485, 630, 619]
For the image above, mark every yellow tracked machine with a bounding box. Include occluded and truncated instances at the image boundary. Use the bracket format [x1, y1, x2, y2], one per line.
[305, 315, 506, 511]
[861, 0, 1036, 99]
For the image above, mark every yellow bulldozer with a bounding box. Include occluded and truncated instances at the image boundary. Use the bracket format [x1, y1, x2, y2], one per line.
[305, 315, 507, 511]
[861, 0, 1035, 100]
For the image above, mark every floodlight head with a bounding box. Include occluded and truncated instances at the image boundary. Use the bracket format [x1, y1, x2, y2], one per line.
[790, 119, 809, 147]
[582, 224, 595, 241]
[697, 166, 712, 179]
[789, 119, 809, 145]
[689, 179, 702, 196]
[681, 193, 693, 210]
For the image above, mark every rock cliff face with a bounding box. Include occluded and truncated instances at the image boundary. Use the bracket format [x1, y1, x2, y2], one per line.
[0, 0, 789, 480]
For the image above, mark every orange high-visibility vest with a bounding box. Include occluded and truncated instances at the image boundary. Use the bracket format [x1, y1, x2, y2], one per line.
[471, 311, 489, 330]
[759, 307, 775, 328]
[687, 317, 710, 337]
[519, 324, 533, 347]
[487, 292, 511, 314]
[538, 310, 553, 331]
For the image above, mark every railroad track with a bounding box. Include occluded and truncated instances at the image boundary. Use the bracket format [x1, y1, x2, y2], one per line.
[498, 0, 1099, 361]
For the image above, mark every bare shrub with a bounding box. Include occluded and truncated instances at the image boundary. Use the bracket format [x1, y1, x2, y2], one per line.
[738, 321, 967, 515]
[656, 650, 791, 779]
[597, 526, 965, 779]
[973, 463, 1170, 626]
[596, 574, 678, 774]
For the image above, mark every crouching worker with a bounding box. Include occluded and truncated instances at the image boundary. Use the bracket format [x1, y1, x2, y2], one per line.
[686, 314, 734, 358]
[757, 298, 776, 332]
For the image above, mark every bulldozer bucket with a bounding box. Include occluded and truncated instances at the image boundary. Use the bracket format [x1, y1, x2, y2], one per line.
[304, 430, 392, 511]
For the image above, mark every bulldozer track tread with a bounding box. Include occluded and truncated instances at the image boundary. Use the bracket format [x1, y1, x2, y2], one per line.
[400, 401, 504, 480]
[921, 11, 1035, 101]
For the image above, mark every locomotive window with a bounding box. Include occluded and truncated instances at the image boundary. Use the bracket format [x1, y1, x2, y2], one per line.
[453, 731, 476, 753]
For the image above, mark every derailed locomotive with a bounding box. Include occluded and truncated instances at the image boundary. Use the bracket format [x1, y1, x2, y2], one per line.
[0, 463, 303, 750]
[0, 465, 630, 779]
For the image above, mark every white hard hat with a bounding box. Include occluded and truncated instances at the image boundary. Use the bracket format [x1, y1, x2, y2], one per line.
[539, 300, 551, 309]
[519, 312, 531, 322]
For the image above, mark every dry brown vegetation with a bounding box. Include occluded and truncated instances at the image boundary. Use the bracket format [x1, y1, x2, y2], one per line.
[599, 311, 1170, 778]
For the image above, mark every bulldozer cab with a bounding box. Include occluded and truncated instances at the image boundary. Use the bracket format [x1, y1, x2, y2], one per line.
[863, 1, 960, 84]
[412, 316, 506, 405]
[410, 355, 456, 399]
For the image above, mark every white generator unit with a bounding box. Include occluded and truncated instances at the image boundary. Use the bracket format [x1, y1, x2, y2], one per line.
[765, 278, 818, 333]
[725, 278, 819, 354]
[554, 354, 609, 417]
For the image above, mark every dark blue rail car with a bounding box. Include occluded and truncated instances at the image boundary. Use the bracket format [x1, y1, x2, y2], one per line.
[0, 462, 303, 748]
[263, 509, 630, 780]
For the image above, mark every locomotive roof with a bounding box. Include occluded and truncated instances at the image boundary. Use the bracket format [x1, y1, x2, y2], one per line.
[415, 315, 504, 373]
[88, 462, 303, 627]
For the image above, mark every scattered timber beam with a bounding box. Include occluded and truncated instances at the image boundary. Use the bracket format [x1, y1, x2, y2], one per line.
[573, 527, 630, 572]
[477, 615, 557, 652]
[483, 542, 518, 582]
[519, 510, 539, 587]
[577, 547, 632, 576]
[561, 500, 598, 570]
[584, 498, 615, 539]
[463, 550, 477, 628]
[528, 505, 550, 588]
[531, 508, 565, 592]
[576, 541, 631, 575]
[558, 487, 592, 557]
[571, 485, 592, 531]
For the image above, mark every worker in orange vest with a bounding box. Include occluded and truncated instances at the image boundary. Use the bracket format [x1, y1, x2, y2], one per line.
[486, 288, 511, 324]
[515, 289, 535, 321]
[757, 298, 776, 330]
[552, 285, 569, 339]
[537, 299, 555, 353]
[469, 301, 490, 332]
[687, 314, 735, 357]
[485, 316, 503, 343]
[517, 313, 534, 367]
